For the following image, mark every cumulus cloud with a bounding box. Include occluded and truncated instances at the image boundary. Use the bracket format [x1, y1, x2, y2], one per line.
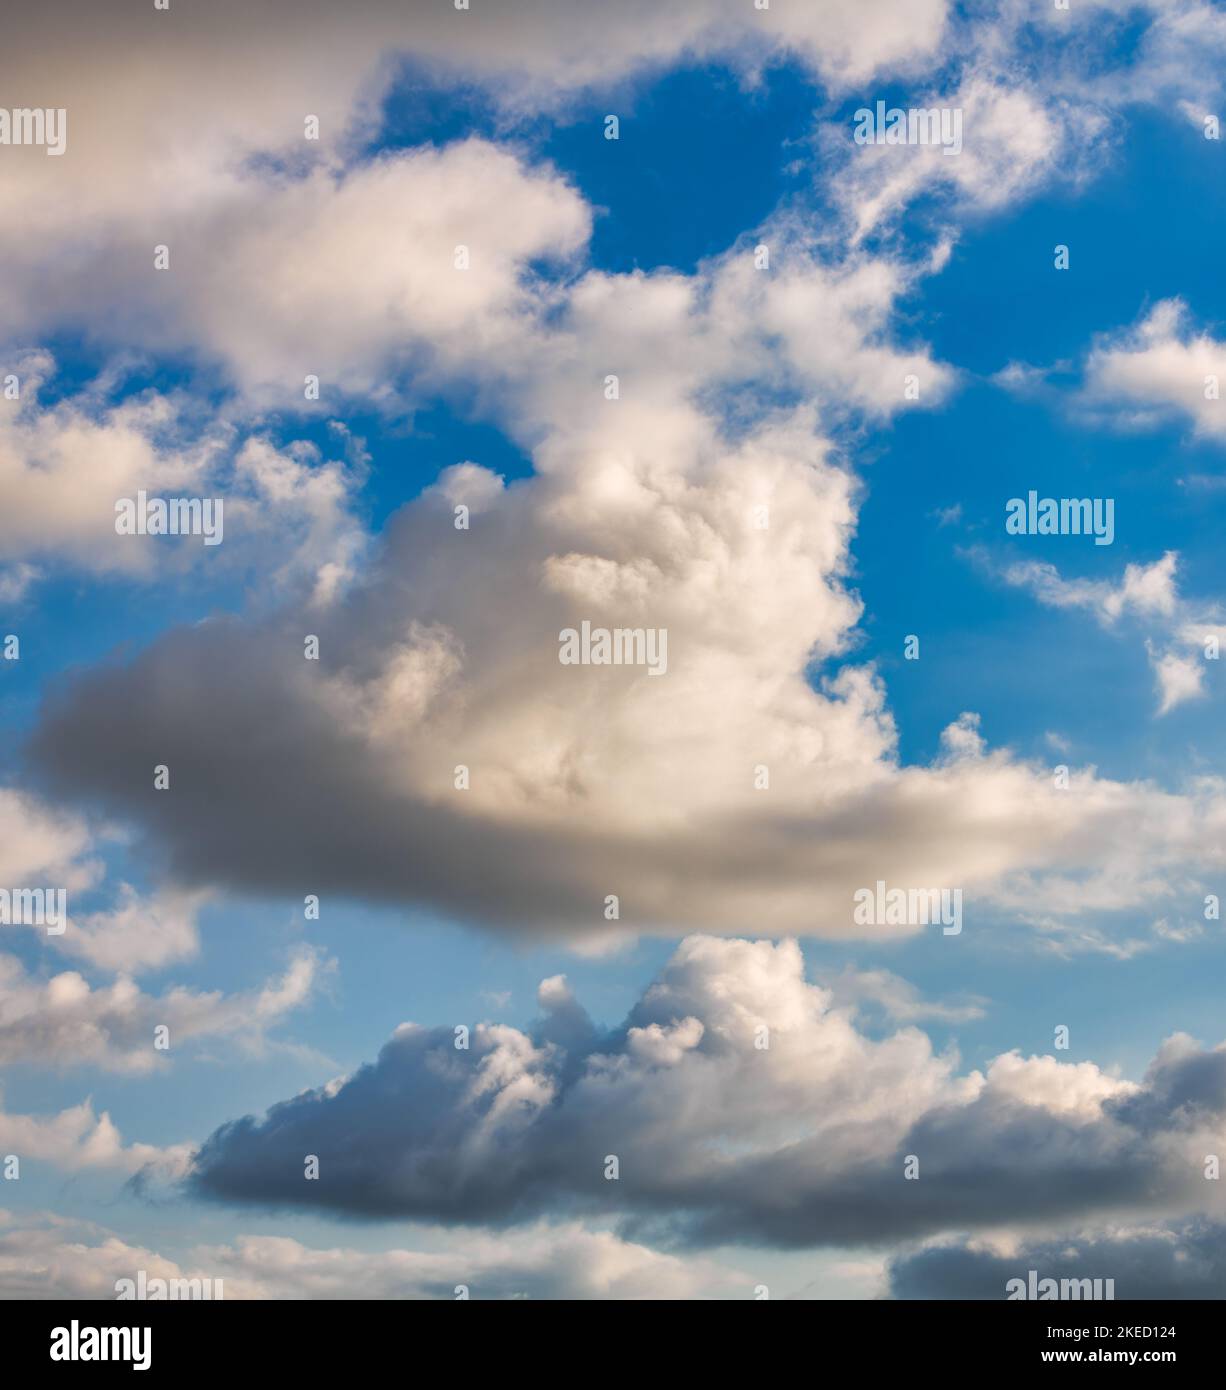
[8, 133, 953, 422]
[58, 886, 208, 976]
[0, 0, 954, 359]
[0, 354, 225, 577]
[100, 140, 589, 405]
[0, 179, 981, 946]
[10, 178, 1213, 950]
[0, 359, 365, 593]
[186, 938, 1226, 1248]
[0, 789, 199, 973]
[1080, 299, 1226, 439]
[21, 56, 1210, 952]
[0, 947, 328, 1073]
[0, 1096, 190, 1178]
[0, 788, 99, 898]
[25, 362, 1226, 942]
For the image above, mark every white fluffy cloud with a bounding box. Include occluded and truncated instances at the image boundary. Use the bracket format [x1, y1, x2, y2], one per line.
[0, 789, 205, 973]
[0, 789, 99, 898]
[0, 789, 211, 973]
[0, 360, 365, 594]
[5, 132, 951, 422]
[0, 356, 223, 578]
[144, 140, 592, 404]
[1081, 299, 1226, 439]
[0, 0, 954, 360]
[0, 947, 327, 1073]
[58, 887, 207, 976]
[0, 1097, 190, 1178]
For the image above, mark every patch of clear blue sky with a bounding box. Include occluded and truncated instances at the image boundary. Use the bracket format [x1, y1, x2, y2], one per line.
[857, 108, 1226, 773]
[378, 57, 818, 275]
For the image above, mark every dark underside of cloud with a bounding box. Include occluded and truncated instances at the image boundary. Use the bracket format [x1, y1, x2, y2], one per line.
[183, 938, 1226, 1252]
[889, 1220, 1226, 1300]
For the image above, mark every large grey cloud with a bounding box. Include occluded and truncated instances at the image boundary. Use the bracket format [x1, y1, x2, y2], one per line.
[185, 938, 1226, 1248]
[22, 254, 1226, 944]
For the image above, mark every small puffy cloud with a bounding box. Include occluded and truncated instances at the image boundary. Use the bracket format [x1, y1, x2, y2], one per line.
[1150, 645, 1207, 716]
[0, 789, 199, 973]
[0, 788, 99, 897]
[991, 360, 1057, 398]
[59, 887, 207, 976]
[0, 358, 224, 578]
[998, 552, 1180, 627]
[1081, 299, 1226, 439]
[0, 364, 364, 594]
[0, 948, 328, 1073]
[996, 551, 1218, 716]
[0, 1096, 190, 1177]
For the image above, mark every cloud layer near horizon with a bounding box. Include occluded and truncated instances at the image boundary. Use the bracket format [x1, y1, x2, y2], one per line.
[0, 1209, 736, 1300]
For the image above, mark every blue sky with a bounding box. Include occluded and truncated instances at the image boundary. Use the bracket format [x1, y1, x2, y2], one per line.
[4, 0, 1226, 1301]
